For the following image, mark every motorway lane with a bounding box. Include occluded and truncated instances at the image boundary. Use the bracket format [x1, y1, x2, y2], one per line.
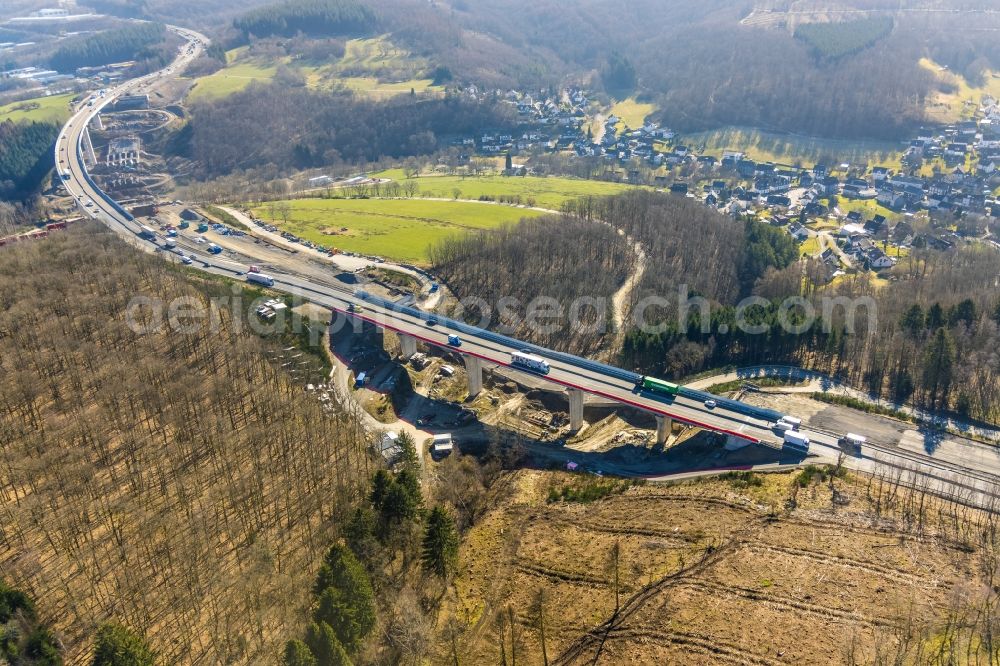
[53, 24, 794, 447]
[42, 32, 914, 457]
[328, 305, 783, 443]
[57, 25, 205, 217]
[54, 25, 1000, 508]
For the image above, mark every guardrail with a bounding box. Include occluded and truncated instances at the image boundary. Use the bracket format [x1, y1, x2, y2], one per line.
[355, 290, 643, 384]
[356, 290, 788, 424]
[73, 108, 136, 226]
[676, 385, 784, 423]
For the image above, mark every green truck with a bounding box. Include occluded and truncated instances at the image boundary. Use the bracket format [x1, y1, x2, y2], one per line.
[636, 376, 680, 396]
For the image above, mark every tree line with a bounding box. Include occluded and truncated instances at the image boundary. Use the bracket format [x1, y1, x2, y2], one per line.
[234, 0, 379, 40]
[47, 22, 167, 72]
[0, 119, 58, 202]
[619, 239, 1000, 422]
[175, 83, 516, 179]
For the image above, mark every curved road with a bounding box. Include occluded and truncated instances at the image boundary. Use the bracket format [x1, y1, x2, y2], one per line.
[53, 28, 1000, 507]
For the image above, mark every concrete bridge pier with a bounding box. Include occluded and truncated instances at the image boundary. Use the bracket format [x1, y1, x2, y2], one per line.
[81, 127, 98, 167]
[655, 416, 672, 445]
[567, 389, 584, 431]
[464, 355, 483, 397]
[398, 333, 417, 359]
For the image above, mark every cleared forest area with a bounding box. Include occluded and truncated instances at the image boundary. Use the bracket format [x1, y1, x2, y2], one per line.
[0, 225, 373, 663]
[444, 466, 1000, 664]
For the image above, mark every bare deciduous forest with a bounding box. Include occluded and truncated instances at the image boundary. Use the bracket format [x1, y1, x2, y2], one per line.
[193, 0, 1000, 141]
[433, 192, 1000, 423]
[173, 84, 516, 179]
[565, 192, 755, 306]
[0, 225, 373, 662]
[431, 216, 633, 355]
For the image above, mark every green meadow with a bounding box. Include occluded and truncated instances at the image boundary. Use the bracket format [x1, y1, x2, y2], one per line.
[249, 197, 548, 264]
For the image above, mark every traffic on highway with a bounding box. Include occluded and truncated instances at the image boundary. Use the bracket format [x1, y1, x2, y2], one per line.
[53, 24, 1000, 508]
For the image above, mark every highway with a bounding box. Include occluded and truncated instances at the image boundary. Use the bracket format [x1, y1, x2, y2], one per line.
[53, 25, 793, 445]
[53, 26, 1000, 507]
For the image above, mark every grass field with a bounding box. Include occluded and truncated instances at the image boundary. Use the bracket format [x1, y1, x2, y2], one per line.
[336, 36, 415, 75]
[369, 173, 644, 210]
[682, 126, 905, 169]
[0, 93, 75, 124]
[836, 197, 903, 222]
[609, 97, 656, 131]
[186, 60, 278, 102]
[329, 76, 438, 98]
[799, 236, 821, 256]
[187, 36, 442, 102]
[921, 58, 1000, 123]
[249, 197, 547, 264]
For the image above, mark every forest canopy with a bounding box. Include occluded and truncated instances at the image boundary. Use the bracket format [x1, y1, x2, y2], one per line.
[175, 84, 516, 178]
[0, 225, 373, 662]
[354, 0, 995, 140]
[0, 119, 58, 201]
[431, 191, 1000, 422]
[794, 16, 895, 60]
[48, 22, 167, 72]
[233, 0, 379, 39]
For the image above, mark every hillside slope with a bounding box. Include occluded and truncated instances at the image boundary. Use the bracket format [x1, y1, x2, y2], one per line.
[0, 225, 372, 663]
[441, 467, 1000, 664]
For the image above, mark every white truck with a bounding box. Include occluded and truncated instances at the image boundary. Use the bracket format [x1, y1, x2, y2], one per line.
[780, 415, 802, 428]
[246, 273, 275, 287]
[510, 350, 550, 375]
[783, 430, 810, 452]
[838, 432, 866, 455]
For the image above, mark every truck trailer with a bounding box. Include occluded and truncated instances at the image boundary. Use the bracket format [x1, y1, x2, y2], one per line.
[510, 350, 550, 375]
[783, 430, 810, 452]
[838, 432, 866, 455]
[246, 273, 275, 287]
[636, 376, 680, 395]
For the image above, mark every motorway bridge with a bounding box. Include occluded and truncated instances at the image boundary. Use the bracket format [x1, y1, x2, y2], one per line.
[54, 25, 812, 451]
[52, 24, 1000, 510]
